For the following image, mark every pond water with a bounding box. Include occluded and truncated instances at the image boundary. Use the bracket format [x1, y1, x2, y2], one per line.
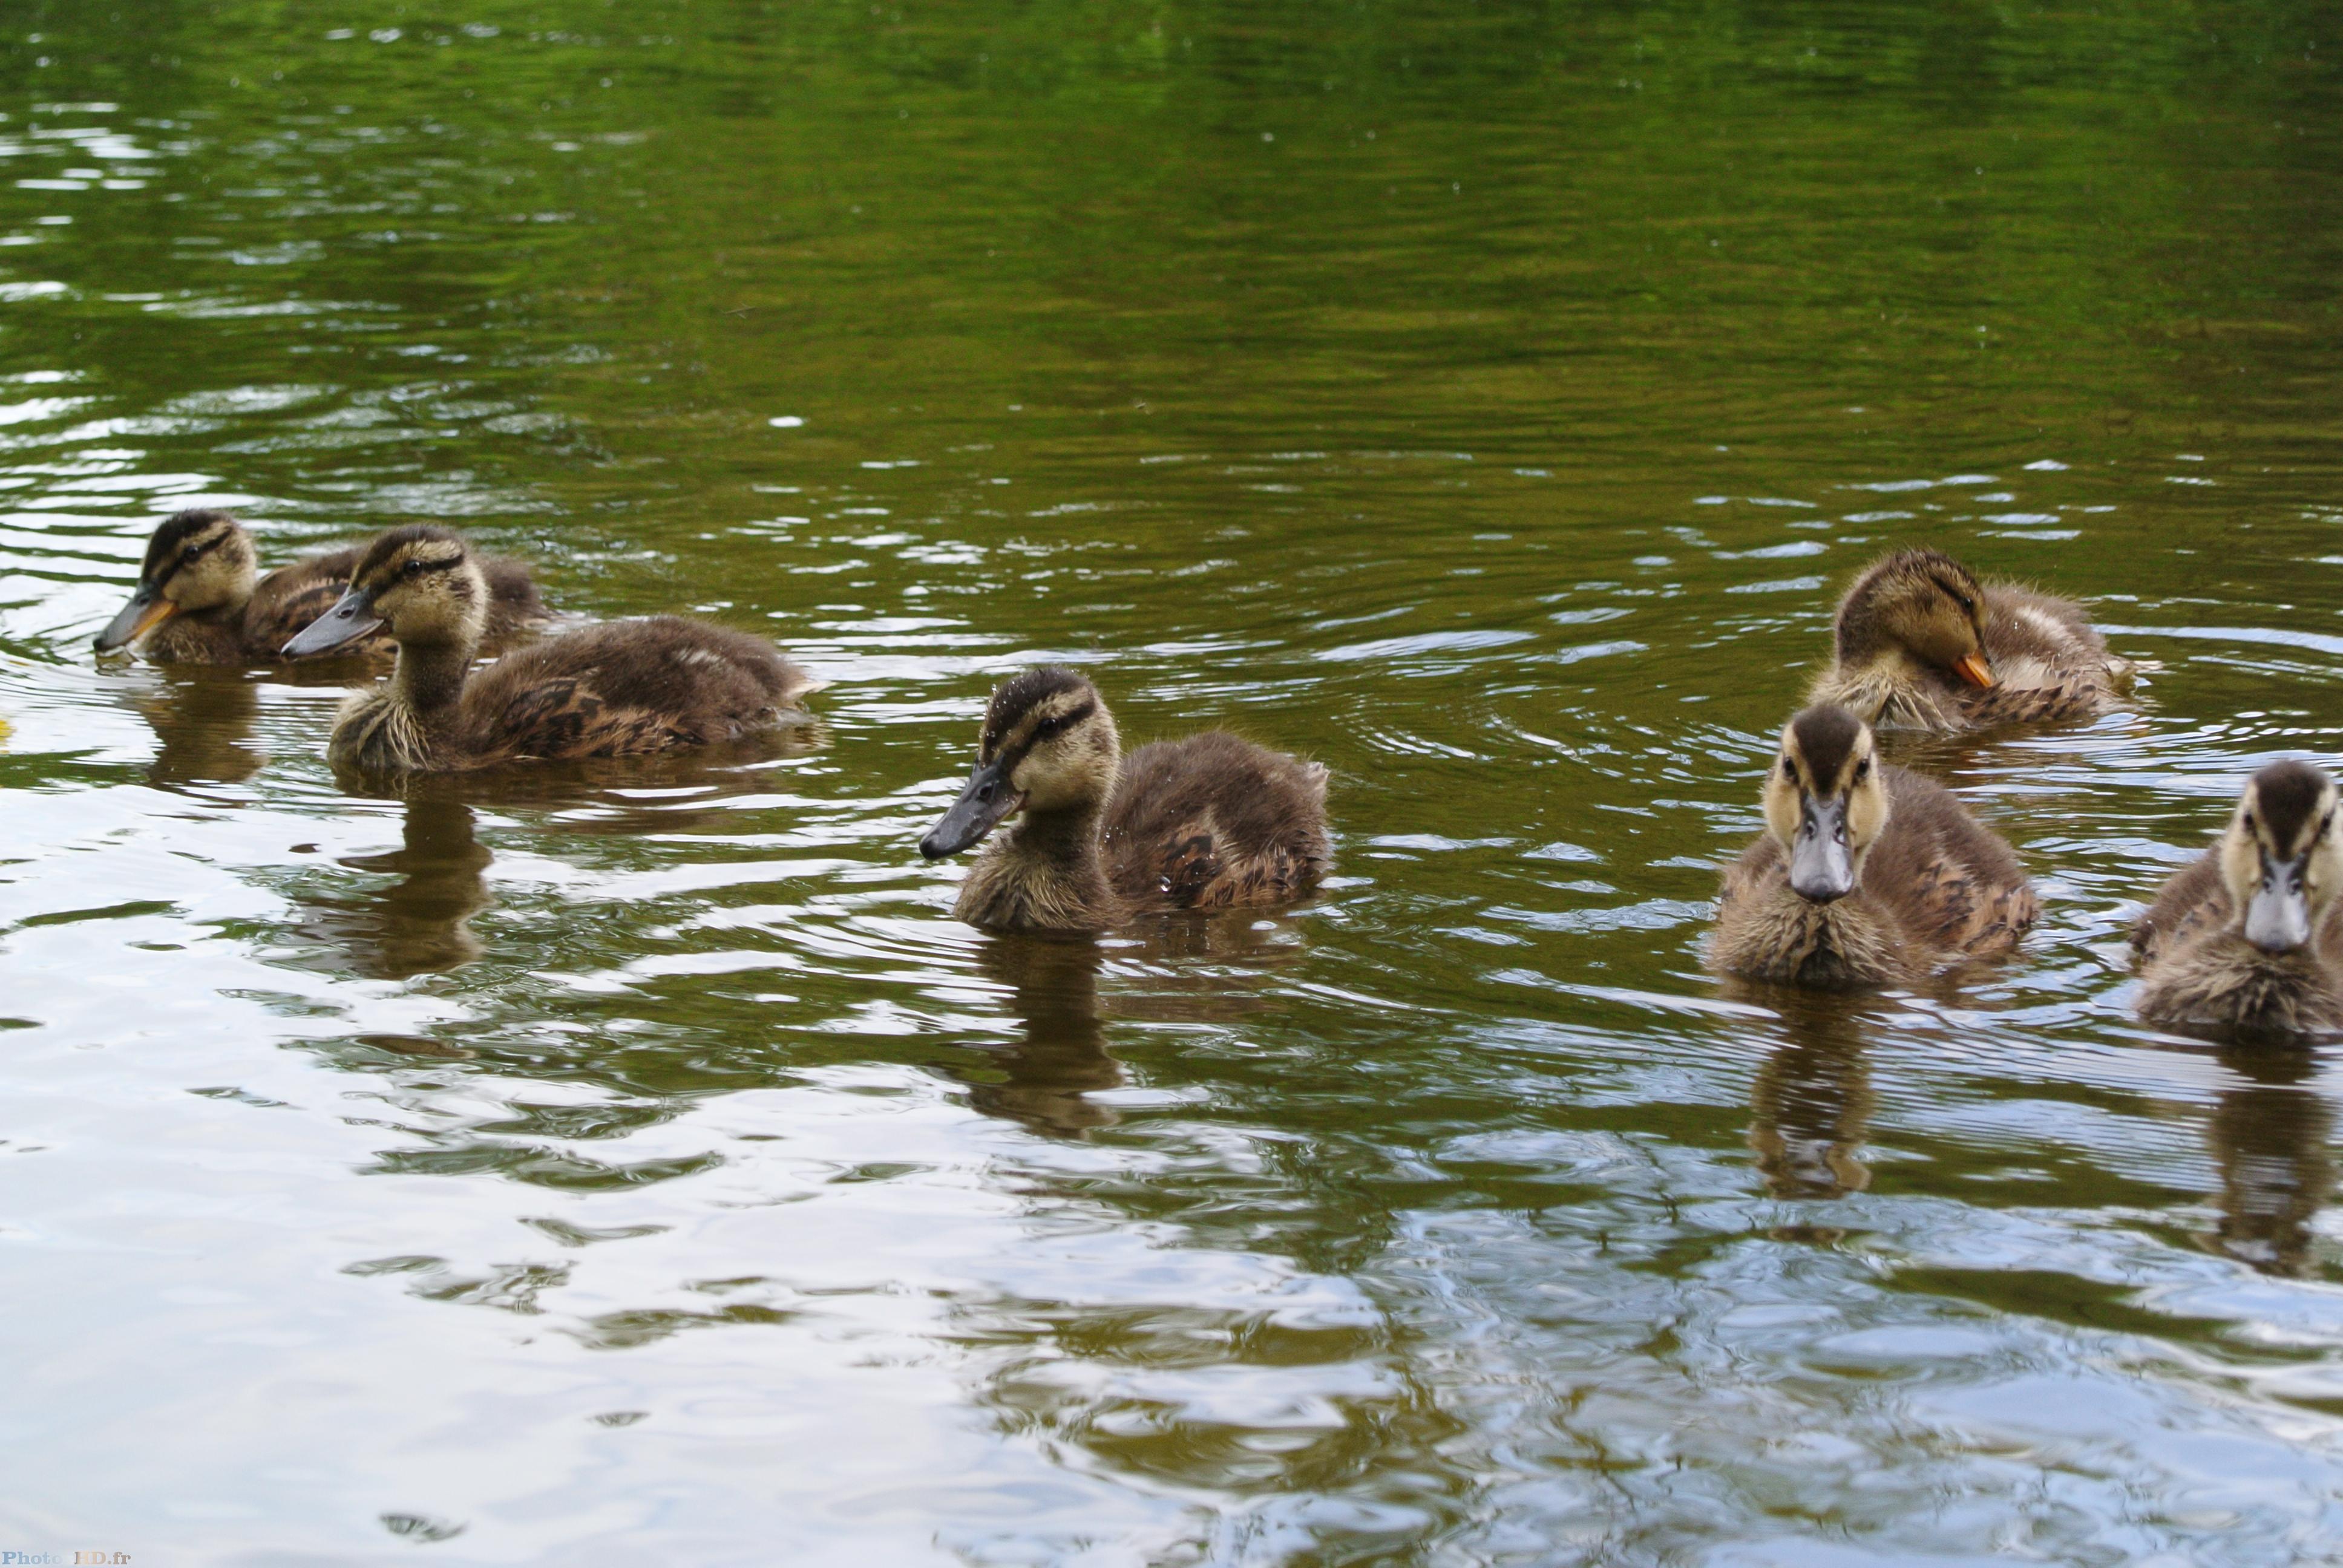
[4, 3, 2343, 1564]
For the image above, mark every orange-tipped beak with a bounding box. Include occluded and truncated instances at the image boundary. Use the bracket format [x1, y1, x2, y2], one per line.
[1953, 652, 1997, 689]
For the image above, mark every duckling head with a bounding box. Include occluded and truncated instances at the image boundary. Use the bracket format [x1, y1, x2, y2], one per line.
[1764, 704, 1890, 904]
[920, 665, 1121, 858]
[1833, 547, 1996, 690]
[94, 509, 258, 651]
[2221, 760, 2342, 955]
[282, 524, 487, 658]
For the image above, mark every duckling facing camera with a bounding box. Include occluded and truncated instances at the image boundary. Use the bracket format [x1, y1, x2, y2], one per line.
[919, 666, 1331, 933]
[283, 524, 812, 774]
[2134, 761, 2343, 1034]
[1712, 705, 2038, 988]
[1807, 547, 2130, 732]
[96, 508, 547, 664]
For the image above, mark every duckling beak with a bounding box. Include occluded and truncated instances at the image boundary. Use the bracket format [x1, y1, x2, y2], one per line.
[1953, 652, 1997, 689]
[2244, 853, 2313, 954]
[94, 583, 175, 652]
[1788, 794, 1856, 903]
[282, 586, 384, 659]
[920, 757, 1024, 859]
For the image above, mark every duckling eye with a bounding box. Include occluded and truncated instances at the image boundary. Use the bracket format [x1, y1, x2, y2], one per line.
[1853, 758, 1872, 784]
[1779, 758, 1796, 782]
[182, 543, 207, 563]
[404, 558, 429, 577]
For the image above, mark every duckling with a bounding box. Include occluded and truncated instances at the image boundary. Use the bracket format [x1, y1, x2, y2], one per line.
[1806, 547, 2130, 731]
[1712, 704, 2038, 988]
[2132, 761, 2343, 1034]
[94, 508, 548, 664]
[918, 666, 1331, 933]
[281, 524, 812, 774]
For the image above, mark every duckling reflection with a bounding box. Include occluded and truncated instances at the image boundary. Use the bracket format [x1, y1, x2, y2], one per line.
[430, 720, 831, 835]
[1747, 996, 1878, 1200]
[954, 935, 1123, 1136]
[2203, 1044, 2334, 1276]
[943, 916, 1315, 1136]
[131, 666, 265, 787]
[292, 795, 493, 979]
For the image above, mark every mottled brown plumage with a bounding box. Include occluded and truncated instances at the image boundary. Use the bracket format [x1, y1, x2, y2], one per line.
[1807, 547, 2131, 732]
[919, 667, 1331, 933]
[284, 524, 812, 775]
[1712, 705, 2037, 989]
[94, 508, 548, 665]
[2134, 761, 2343, 1034]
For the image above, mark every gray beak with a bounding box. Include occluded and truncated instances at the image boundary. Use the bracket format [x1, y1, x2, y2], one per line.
[1789, 794, 1856, 903]
[920, 757, 1023, 859]
[281, 586, 384, 659]
[2244, 853, 2313, 954]
[94, 581, 170, 652]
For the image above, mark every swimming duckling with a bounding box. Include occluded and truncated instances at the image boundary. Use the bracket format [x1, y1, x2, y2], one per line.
[2133, 761, 2343, 1034]
[282, 524, 812, 774]
[918, 666, 1331, 933]
[1712, 704, 2037, 988]
[94, 508, 548, 664]
[1806, 547, 2129, 731]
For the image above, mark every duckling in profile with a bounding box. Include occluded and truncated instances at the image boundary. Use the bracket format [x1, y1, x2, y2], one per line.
[94, 508, 547, 664]
[1807, 547, 2129, 732]
[918, 666, 1331, 933]
[1712, 704, 2037, 988]
[2133, 761, 2343, 1035]
[282, 524, 811, 774]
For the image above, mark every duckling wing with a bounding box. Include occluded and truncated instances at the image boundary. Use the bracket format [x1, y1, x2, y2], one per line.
[1869, 765, 2038, 960]
[2132, 848, 2229, 959]
[460, 617, 809, 760]
[1104, 731, 1331, 910]
[1978, 584, 2123, 717]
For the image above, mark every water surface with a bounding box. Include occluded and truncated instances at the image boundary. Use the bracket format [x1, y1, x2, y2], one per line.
[4, 3, 2343, 1564]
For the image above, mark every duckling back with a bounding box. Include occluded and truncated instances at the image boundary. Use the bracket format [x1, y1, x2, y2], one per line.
[455, 616, 811, 763]
[1970, 582, 2129, 726]
[1103, 731, 1330, 911]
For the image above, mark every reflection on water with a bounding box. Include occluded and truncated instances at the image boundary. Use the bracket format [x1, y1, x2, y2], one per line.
[2205, 1045, 2335, 1278]
[130, 667, 264, 788]
[1748, 997, 1876, 1201]
[291, 795, 493, 980]
[958, 935, 1122, 1135]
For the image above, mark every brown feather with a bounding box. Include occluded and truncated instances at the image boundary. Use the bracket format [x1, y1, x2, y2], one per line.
[333, 616, 810, 774]
[1104, 732, 1332, 912]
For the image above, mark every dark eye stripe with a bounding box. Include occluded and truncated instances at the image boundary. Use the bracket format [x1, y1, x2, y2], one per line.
[1029, 701, 1095, 742]
[370, 554, 462, 586]
[993, 701, 1097, 773]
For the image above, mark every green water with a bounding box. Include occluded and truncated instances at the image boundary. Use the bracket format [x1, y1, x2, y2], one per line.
[4, 2, 2343, 1563]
